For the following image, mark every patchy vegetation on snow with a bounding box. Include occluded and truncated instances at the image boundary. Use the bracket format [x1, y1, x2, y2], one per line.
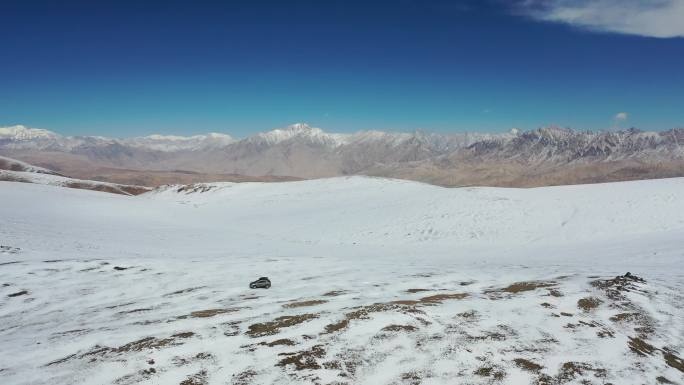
[1, 177, 683, 384]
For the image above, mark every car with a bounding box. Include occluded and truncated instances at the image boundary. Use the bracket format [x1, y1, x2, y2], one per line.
[249, 277, 271, 289]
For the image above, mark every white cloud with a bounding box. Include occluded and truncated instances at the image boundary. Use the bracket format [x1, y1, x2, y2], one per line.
[614, 112, 628, 121]
[516, 0, 684, 38]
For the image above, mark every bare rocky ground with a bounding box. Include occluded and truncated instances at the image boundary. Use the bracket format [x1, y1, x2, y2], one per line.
[1, 255, 682, 385]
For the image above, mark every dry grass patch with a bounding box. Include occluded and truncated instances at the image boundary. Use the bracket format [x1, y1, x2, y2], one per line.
[231, 370, 257, 385]
[591, 273, 646, 300]
[577, 297, 602, 311]
[264, 338, 296, 347]
[247, 314, 319, 337]
[627, 337, 657, 356]
[276, 345, 326, 371]
[47, 332, 195, 366]
[392, 292, 468, 306]
[116, 332, 195, 353]
[610, 312, 646, 323]
[473, 366, 505, 380]
[172, 352, 215, 367]
[400, 371, 424, 385]
[381, 324, 418, 332]
[324, 303, 421, 334]
[405, 288, 431, 293]
[322, 290, 347, 297]
[179, 308, 239, 319]
[513, 358, 543, 372]
[485, 281, 557, 299]
[283, 300, 327, 309]
[557, 362, 606, 382]
[179, 369, 208, 385]
[500, 281, 557, 293]
[663, 349, 684, 373]
[419, 293, 468, 303]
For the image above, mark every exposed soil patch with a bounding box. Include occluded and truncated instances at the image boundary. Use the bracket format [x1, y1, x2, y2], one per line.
[577, 297, 602, 311]
[179, 369, 208, 385]
[405, 288, 431, 293]
[514, 358, 543, 372]
[324, 303, 420, 334]
[179, 308, 239, 319]
[656, 376, 676, 384]
[392, 293, 468, 306]
[283, 300, 328, 309]
[500, 281, 557, 293]
[113, 368, 157, 385]
[591, 272, 646, 300]
[247, 314, 319, 337]
[117, 308, 152, 315]
[322, 290, 347, 297]
[221, 320, 241, 337]
[231, 369, 257, 385]
[456, 310, 478, 319]
[466, 331, 508, 342]
[610, 312, 643, 322]
[626, 337, 684, 373]
[264, 338, 296, 347]
[240, 294, 261, 300]
[486, 281, 557, 298]
[0, 246, 21, 254]
[172, 352, 215, 367]
[277, 345, 326, 371]
[400, 371, 424, 385]
[51, 329, 90, 338]
[547, 289, 563, 297]
[474, 366, 505, 380]
[419, 293, 468, 303]
[663, 349, 684, 373]
[381, 324, 418, 332]
[557, 362, 606, 382]
[163, 286, 206, 297]
[116, 332, 195, 353]
[105, 302, 136, 309]
[0, 261, 21, 266]
[47, 332, 196, 366]
[7, 290, 28, 297]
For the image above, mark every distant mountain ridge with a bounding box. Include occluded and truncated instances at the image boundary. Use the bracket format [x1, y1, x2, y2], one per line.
[1, 123, 683, 187]
[0, 155, 150, 195]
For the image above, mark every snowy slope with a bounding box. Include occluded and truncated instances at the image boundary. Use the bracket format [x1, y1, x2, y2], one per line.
[0, 155, 60, 175]
[0, 170, 150, 195]
[0, 177, 683, 385]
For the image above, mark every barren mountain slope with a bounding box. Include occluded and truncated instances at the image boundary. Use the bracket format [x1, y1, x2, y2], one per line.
[2, 124, 684, 187]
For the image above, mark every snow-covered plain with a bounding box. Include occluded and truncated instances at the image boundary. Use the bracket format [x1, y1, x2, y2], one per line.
[0, 177, 683, 385]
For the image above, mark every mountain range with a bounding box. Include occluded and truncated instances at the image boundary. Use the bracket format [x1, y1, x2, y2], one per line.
[1, 123, 683, 187]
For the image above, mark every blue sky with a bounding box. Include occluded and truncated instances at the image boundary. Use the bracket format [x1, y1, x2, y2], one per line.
[1, 0, 683, 137]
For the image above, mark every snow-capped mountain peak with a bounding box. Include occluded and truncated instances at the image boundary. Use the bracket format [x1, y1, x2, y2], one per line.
[252, 123, 349, 146]
[127, 132, 235, 152]
[0, 125, 59, 140]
